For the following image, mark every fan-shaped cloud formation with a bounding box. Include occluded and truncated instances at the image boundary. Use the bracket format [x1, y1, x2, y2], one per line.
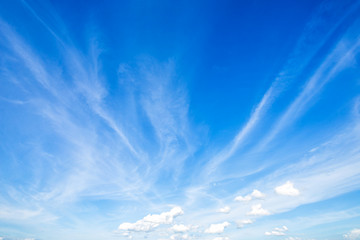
[1, 1, 360, 240]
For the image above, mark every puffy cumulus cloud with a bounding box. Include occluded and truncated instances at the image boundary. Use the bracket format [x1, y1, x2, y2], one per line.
[236, 219, 254, 228]
[251, 189, 265, 199]
[213, 237, 230, 240]
[275, 181, 300, 196]
[118, 221, 157, 232]
[344, 228, 360, 239]
[205, 222, 230, 234]
[234, 189, 265, 202]
[217, 206, 231, 214]
[171, 224, 190, 233]
[118, 207, 184, 232]
[143, 206, 184, 224]
[247, 204, 270, 216]
[265, 226, 288, 236]
[234, 195, 252, 202]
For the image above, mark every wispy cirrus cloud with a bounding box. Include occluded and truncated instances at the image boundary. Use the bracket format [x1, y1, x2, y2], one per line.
[200, 0, 360, 181]
[1, 1, 360, 240]
[0, 13, 192, 225]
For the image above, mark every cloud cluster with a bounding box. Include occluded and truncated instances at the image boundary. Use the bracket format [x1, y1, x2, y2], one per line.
[275, 181, 300, 196]
[344, 228, 360, 240]
[204, 222, 230, 234]
[234, 189, 265, 202]
[118, 207, 184, 232]
[265, 226, 288, 236]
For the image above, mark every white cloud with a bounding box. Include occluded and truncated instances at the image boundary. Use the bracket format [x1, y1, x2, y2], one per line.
[275, 181, 300, 196]
[213, 237, 230, 240]
[265, 226, 288, 236]
[236, 219, 254, 228]
[265, 231, 285, 236]
[143, 206, 183, 224]
[205, 222, 230, 234]
[234, 189, 265, 202]
[344, 228, 360, 239]
[171, 224, 190, 233]
[118, 221, 158, 232]
[251, 189, 265, 199]
[118, 207, 184, 232]
[247, 204, 270, 216]
[234, 195, 252, 202]
[217, 206, 231, 214]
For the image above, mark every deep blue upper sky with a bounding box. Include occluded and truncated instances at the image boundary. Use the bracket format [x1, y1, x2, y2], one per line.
[0, 1, 360, 240]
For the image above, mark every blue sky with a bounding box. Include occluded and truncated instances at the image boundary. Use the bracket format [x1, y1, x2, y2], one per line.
[0, 0, 360, 239]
